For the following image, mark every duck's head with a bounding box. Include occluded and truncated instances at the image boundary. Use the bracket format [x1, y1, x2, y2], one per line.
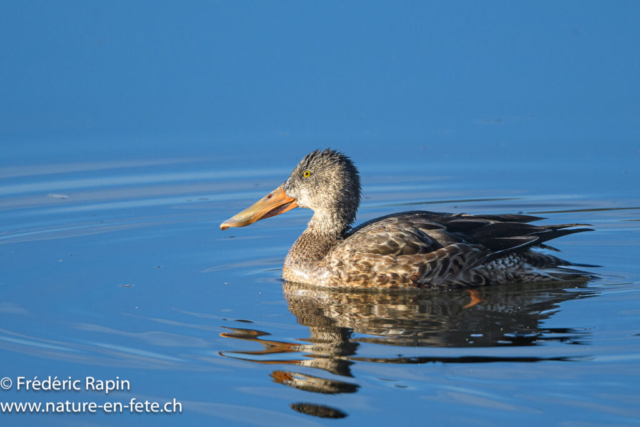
[220, 149, 361, 233]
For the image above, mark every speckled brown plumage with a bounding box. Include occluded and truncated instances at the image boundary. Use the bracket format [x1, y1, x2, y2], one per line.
[283, 209, 595, 289]
[228, 149, 595, 289]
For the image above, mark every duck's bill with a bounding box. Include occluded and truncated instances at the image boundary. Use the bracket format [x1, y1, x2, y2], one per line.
[220, 184, 298, 230]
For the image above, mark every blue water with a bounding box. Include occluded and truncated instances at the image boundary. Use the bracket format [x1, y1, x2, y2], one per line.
[1, 153, 639, 426]
[1, 2, 640, 426]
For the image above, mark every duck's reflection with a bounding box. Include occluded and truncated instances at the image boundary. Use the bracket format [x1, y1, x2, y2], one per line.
[284, 281, 595, 349]
[220, 280, 595, 418]
[289, 402, 348, 419]
[270, 371, 359, 394]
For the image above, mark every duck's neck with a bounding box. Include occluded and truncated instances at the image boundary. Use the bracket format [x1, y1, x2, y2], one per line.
[283, 210, 350, 282]
[307, 207, 353, 236]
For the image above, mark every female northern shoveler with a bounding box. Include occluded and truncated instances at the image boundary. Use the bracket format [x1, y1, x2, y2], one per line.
[220, 149, 594, 289]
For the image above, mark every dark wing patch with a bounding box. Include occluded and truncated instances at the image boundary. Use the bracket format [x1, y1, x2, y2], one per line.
[343, 211, 592, 257]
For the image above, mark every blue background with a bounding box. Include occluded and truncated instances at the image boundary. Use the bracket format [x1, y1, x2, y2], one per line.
[1, 1, 639, 164]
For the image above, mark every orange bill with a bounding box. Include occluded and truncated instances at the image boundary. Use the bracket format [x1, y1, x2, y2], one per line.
[220, 184, 298, 230]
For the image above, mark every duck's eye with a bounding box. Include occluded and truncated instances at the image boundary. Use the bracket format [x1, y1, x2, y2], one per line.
[303, 170, 312, 178]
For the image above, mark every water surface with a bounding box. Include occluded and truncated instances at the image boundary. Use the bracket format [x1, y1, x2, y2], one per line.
[1, 152, 639, 426]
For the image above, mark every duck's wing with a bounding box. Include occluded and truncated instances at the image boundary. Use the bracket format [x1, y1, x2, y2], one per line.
[347, 211, 592, 255]
[328, 211, 593, 288]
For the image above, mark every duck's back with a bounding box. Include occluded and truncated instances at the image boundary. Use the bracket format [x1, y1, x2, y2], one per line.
[320, 211, 593, 289]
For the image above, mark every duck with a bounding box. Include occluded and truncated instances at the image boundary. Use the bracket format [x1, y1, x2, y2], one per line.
[220, 149, 594, 289]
